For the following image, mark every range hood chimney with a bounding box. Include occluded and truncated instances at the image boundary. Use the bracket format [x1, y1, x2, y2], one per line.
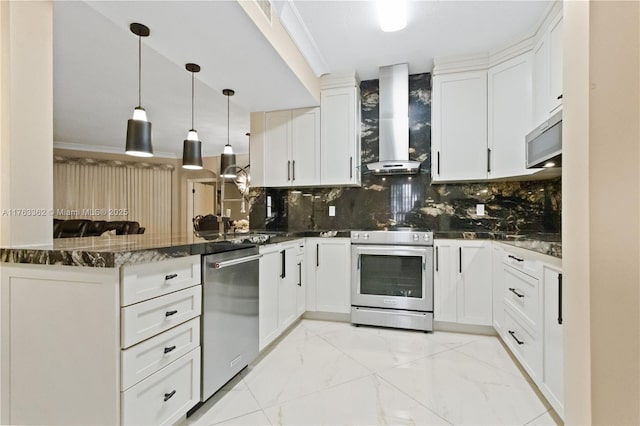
[366, 63, 421, 175]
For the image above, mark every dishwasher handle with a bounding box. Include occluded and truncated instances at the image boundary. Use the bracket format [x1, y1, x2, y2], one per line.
[210, 254, 263, 270]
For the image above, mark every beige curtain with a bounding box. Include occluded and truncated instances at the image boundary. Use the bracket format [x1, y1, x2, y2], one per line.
[53, 160, 173, 235]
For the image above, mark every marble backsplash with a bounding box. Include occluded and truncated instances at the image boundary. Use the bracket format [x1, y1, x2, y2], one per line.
[249, 73, 561, 235]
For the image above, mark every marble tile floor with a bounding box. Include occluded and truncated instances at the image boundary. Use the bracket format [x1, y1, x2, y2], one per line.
[183, 320, 561, 426]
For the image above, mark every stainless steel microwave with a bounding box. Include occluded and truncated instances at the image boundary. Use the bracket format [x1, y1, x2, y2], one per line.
[526, 110, 562, 168]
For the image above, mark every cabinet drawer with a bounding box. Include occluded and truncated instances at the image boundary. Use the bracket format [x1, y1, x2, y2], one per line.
[121, 348, 201, 426]
[121, 255, 201, 306]
[502, 250, 538, 277]
[122, 318, 200, 390]
[503, 265, 539, 328]
[502, 307, 542, 380]
[121, 286, 201, 349]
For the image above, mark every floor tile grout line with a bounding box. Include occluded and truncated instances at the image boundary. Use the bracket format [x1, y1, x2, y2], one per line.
[522, 409, 557, 426]
[375, 373, 454, 426]
[207, 408, 266, 426]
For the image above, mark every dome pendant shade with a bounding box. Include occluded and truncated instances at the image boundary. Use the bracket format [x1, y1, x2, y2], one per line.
[220, 152, 236, 178]
[126, 119, 153, 157]
[182, 139, 203, 170]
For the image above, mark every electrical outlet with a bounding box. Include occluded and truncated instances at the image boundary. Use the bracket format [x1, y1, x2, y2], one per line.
[329, 206, 336, 217]
[476, 204, 485, 216]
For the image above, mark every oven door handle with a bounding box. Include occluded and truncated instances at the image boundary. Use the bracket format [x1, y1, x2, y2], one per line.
[209, 254, 263, 270]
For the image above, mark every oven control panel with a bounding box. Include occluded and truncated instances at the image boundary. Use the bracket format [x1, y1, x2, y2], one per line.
[351, 230, 433, 246]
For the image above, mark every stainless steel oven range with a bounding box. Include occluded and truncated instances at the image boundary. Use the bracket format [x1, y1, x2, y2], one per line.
[351, 230, 434, 332]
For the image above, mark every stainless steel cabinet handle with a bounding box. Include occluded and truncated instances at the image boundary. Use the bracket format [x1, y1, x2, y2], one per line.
[165, 310, 178, 317]
[487, 148, 491, 173]
[210, 254, 263, 270]
[350, 157, 353, 179]
[287, 160, 291, 181]
[509, 287, 525, 298]
[164, 345, 176, 354]
[558, 273, 563, 325]
[435, 247, 439, 271]
[164, 390, 176, 402]
[437, 151, 440, 175]
[292, 160, 296, 181]
[508, 330, 524, 345]
[459, 247, 462, 273]
[165, 273, 178, 280]
[298, 262, 302, 286]
[316, 244, 319, 267]
[508, 254, 524, 262]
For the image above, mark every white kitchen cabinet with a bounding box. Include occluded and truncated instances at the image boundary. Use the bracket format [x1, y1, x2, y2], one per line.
[295, 242, 306, 317]
[433, 240, 492, 325]
[547, 13, 563, 114]
[306, 238, 351, 314]
[259, 240, 305, 351]
[278, 243, 298, 331]
[251, 108, 320, 188]
[320, 74, 361, 187]
[259, 246, 281, 350]
[532, 10, 563, 124]
[432, 71, 488, 182]
[487, 53, 537, 179]
[492, 244, 505, 333]
[541, 264, 564, 418]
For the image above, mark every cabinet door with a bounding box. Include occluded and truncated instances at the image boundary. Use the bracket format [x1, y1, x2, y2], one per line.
[259, 249, 280, 350]
[433, 241, 457, 322]
[291, 108, 320, 186]
[542, 265, 564, 418]
[548, 14, 563, 114]
[532, 36, 550, 126]
[432, 71, 487, 182]
[278, 247, 298, 330]
[492, 244, 505, 332]
[296, 254, 306, 317]
[315, 239, 351, 313]
[264, 110, 292, 187]
[456, 241, 493, 325]
[320, 87, 360, 186]
[488, 53, 537, 179]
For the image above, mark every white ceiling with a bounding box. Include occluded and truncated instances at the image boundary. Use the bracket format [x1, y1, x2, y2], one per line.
[53, 0, 552, 158]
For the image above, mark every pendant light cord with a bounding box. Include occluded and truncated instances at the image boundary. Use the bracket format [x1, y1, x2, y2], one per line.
[226, 92, 230, 146]
[191, 71, 195, 130]
[138, 35, 142, 108]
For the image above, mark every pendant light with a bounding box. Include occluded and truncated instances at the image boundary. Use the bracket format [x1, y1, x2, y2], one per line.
[219, 89, 237, 178]
[182, 63, 203, 170]
[125, 23, 153, 157]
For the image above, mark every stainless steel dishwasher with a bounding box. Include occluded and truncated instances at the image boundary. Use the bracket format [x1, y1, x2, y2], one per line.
[201, 245, 261, 402]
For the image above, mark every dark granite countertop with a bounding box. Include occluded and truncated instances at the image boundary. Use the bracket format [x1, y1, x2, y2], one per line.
[433, 231, 561, 258]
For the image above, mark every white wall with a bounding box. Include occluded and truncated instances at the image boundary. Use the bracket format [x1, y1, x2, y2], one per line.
[0, 0, 53, 246]
[563, 1, 640, 423]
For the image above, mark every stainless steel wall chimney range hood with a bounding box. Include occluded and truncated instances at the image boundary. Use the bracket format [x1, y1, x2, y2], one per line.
[366, 63, 421, 175]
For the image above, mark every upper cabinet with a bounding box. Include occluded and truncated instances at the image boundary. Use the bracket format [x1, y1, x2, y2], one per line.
[432, 71, 488, 182]
[432, 5, 562, 183]
[251, 107, 320, 188]
[250, 73, 361, 188]
[320, 73, 361, 187]
[533, 13, 563, 124]
[488, 53, 537, 179]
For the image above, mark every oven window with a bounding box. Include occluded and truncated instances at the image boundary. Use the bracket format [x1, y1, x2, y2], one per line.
[360, 254, 423, 298]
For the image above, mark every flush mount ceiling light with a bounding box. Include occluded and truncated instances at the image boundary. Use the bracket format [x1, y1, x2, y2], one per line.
[125, 23, 153, 157]
[377, 0, 407, 32]
[182, 63, 203, 170]
[220, 89, 237, 178]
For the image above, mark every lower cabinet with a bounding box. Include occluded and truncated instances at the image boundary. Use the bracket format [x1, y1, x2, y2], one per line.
[434, 240, 492, 325]
[541, 264, 564, 418]
[494, 243, 564, 419]
[305, 238, 351, 314]
[259, 240, 305, 351]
